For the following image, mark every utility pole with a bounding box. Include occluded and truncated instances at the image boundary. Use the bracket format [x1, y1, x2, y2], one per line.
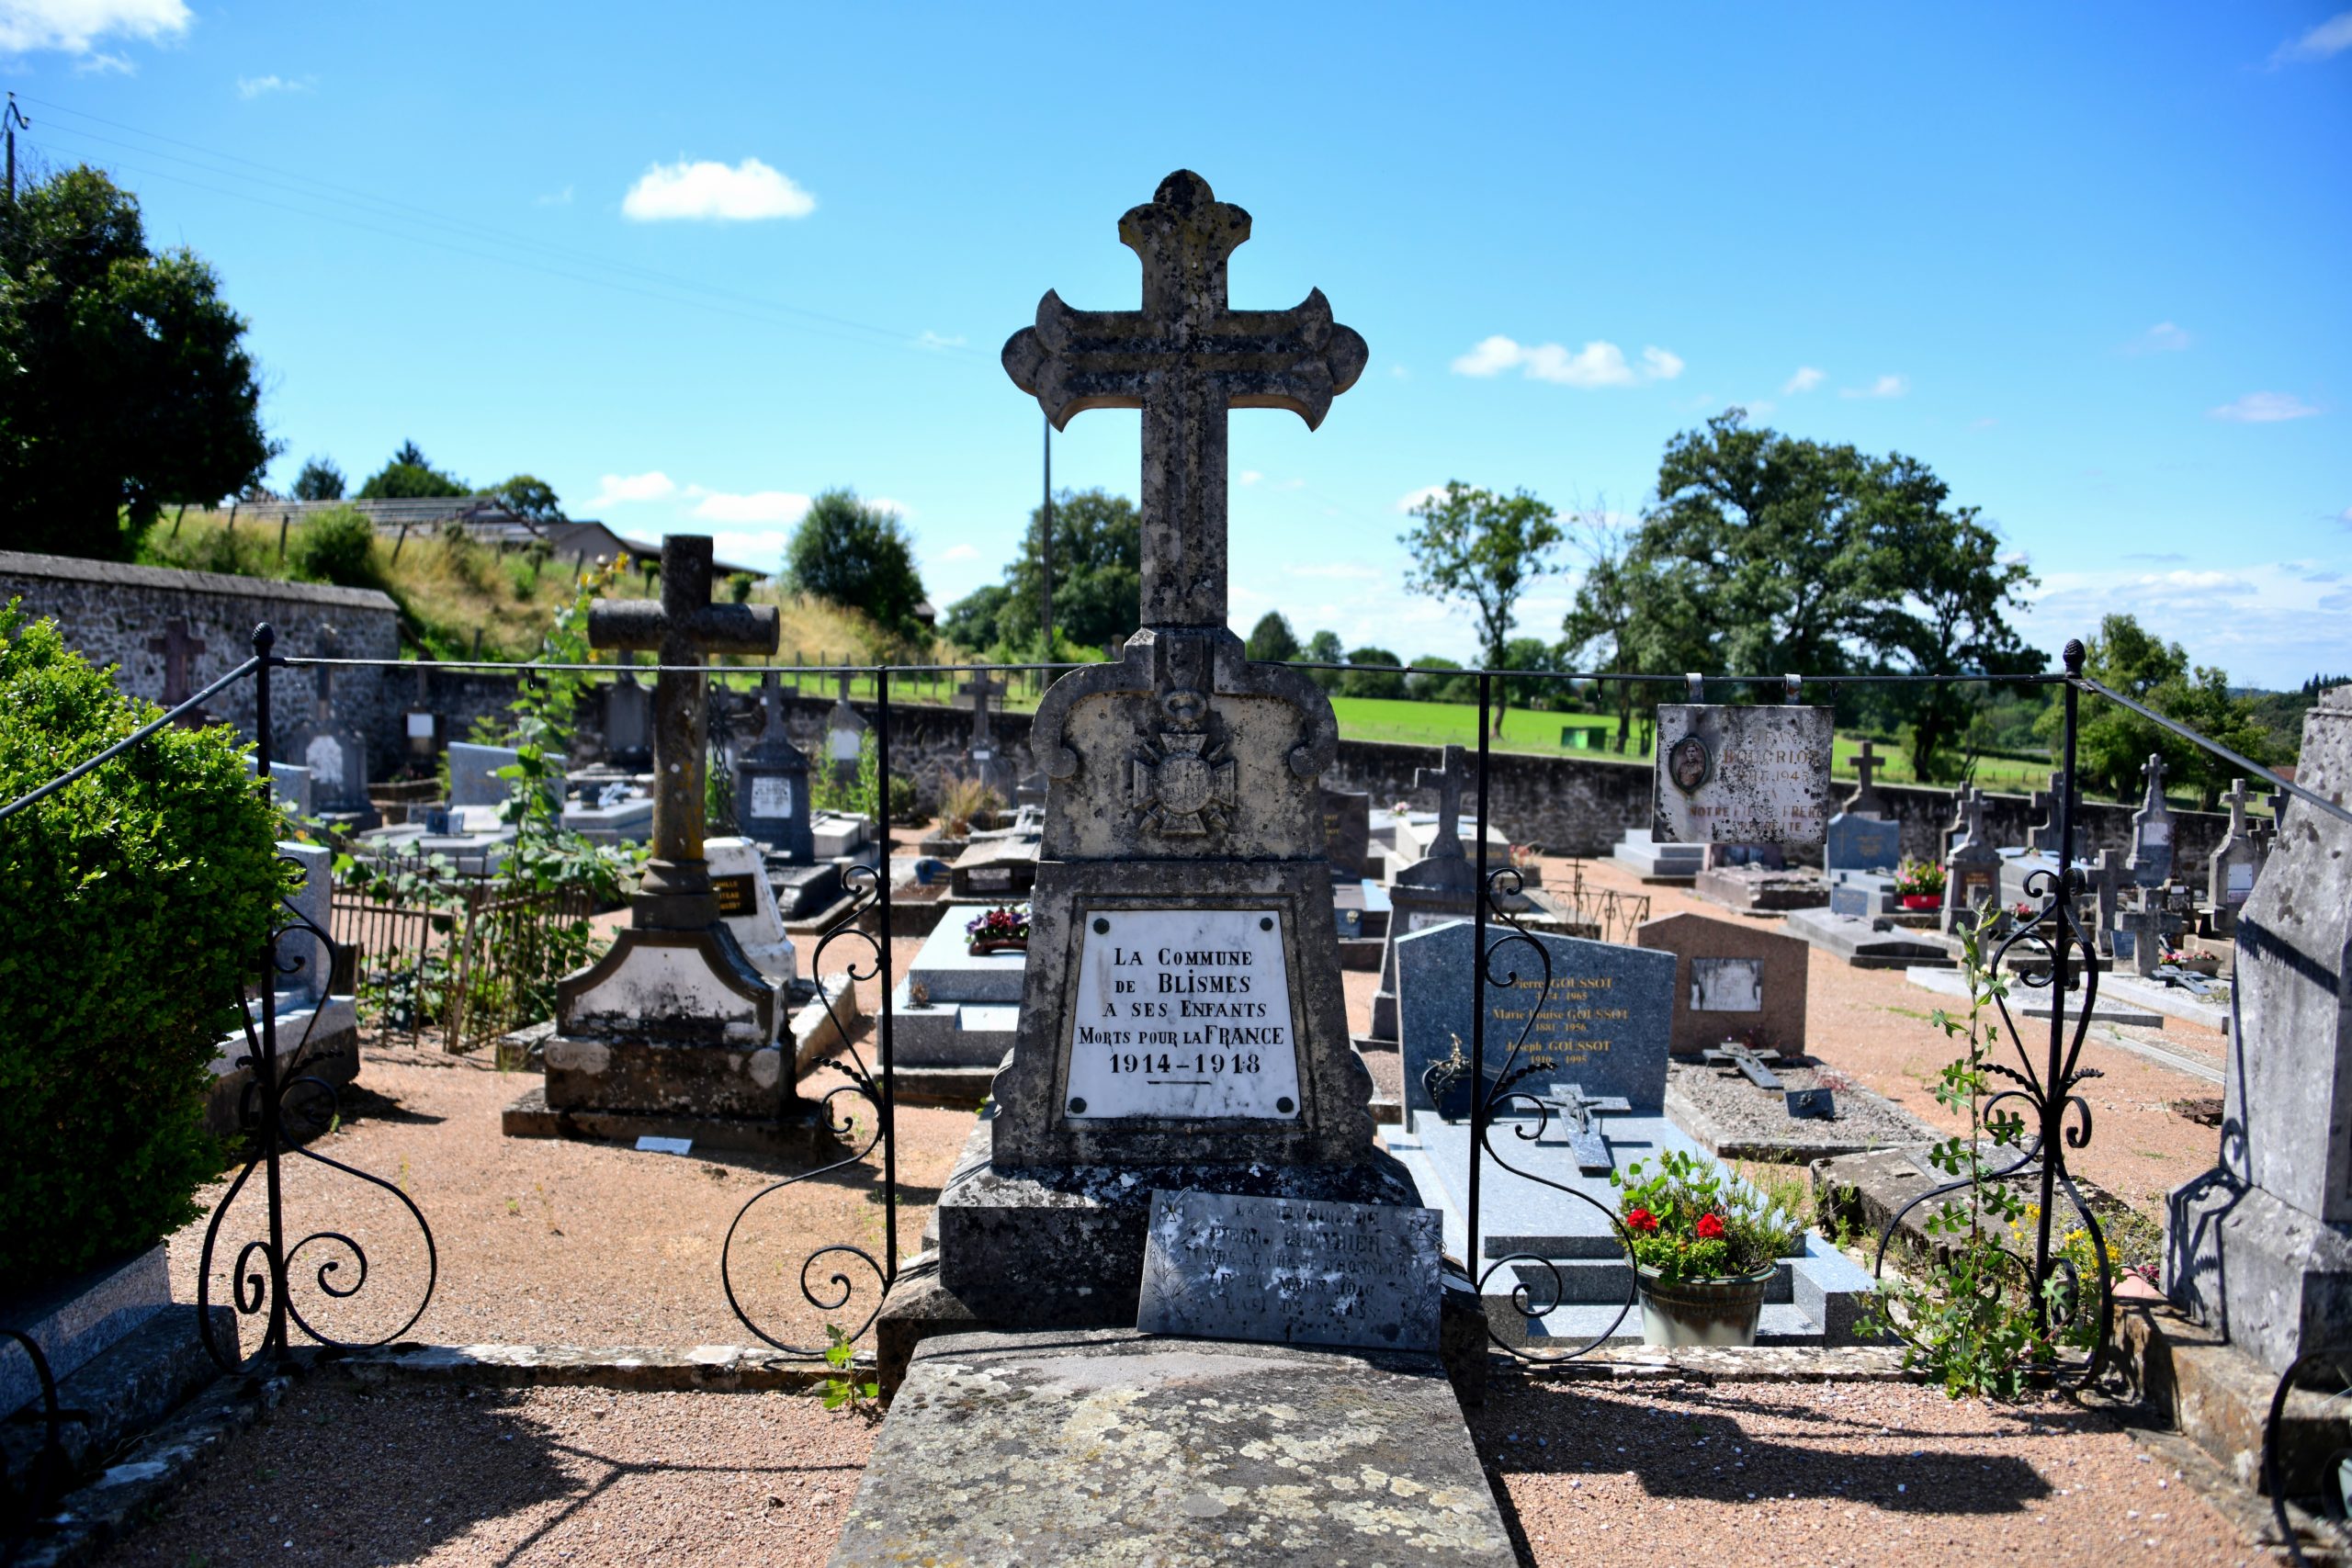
[1039, 412, 1055, 659]
[5, 94, 27, 209]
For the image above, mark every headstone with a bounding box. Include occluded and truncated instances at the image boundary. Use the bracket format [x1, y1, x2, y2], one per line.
[2206, 777, 2263, 911]
[1652, 704, 1836, 854]
[1634, 911, 1809, 1059]
[2168, 684, 2352, 1373]
[734, 670, 815, 862]
[958, 664, 1017, 802]
[1941, 792, 2002, 933]
[1319, 786, 1372, 882]
[1940, 786, 1983, 863]
[146, 617, 208, 726]
[825, 670, 869, 787]
[908, 170, 1410, 1335]
[447, 740, 522, 809]
[2127, 753, 2175, 888]
[1136, 1189, 1442, 1352]
[1842, 738, 1887, 817]
[285, 643, 368, 813]
[2026, 773, 2064, 854]
[1395, 919, 1674, 1118]
[603, 661, 652, 769]
[1824, 812, 1901, 876]
[707, 834, 797, 983]
[1369, 745, 1481, 1041]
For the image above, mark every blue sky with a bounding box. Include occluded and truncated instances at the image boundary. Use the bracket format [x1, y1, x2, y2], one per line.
[5, 2, 2347, 687]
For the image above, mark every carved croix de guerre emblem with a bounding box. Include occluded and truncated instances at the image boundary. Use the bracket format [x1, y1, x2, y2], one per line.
[1131, 687, 1235, 837]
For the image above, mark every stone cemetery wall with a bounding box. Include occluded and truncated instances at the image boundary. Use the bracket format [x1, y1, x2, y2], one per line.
[1322, 738, 1654, 857]
[0, 550, 405, 778]
[1872, 781, 2230, 876]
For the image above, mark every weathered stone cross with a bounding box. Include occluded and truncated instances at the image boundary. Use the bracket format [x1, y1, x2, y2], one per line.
[1002, 170, 1368, 629]
[1846, 738, 1883, 814]
[588, 536, 779, 929]
[752, 670, 797, 753]
[2222, 776, 2248, 833]
[1414, 744, 1476, 862]
[147, 618, 206, 707]
[2140, 752, 2169, 812]
[961, 666, 1003, 746]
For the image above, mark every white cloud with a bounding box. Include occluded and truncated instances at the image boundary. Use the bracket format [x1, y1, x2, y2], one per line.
[933, 542, 979, 563]
[2131, 321, 2191, 354]
[1387, 364, 1410, 379]
[2211, 391, 2320, 423]
[1449, 335, 1683, 388]
[537, 186, 574, 208]
[913, 331, 966, 351]
[0, 0, 188, 56]
[1394, 483, 1450, 513]
[1841, 374, 1909, 400]
[73, 47, 130, 72]
[235, 73, 312, 98]
[1781, 367, 1826, 395]
[1239, 470, 1263, 486]
[2273, 10, 2352, 63]
[692, 490, 812, 525]
[588, 470, 677, 508]
[622, 158, 815, 222]
[867, 496, 910, 517]
[2020, 559, 2352, 689]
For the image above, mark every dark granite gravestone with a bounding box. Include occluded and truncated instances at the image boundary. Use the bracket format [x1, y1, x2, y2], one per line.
[603, 661, 652, 769]
[1136, 1189, 1442, 1352]
[734, 670, 815, 863]
[2127, 752, 2175, 888]
[1394, 919, 1673, 1118]
[1653, 704, 1836, 856]
[1320, 785, 1372, 882]
[1368, 745, 1480, 1041]
[1825, 812, 1901, 877]
[1634, 910, 1810, 1059]
[1842, 737, 1888, 817]
[957, 664, 1019, 803]
[2168, 685, 2352, 1374]
[282, 648, 371, 817]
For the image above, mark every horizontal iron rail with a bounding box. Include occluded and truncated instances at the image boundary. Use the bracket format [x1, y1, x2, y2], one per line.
[2074, 674, 2352, 830]
[0, 653, 265, 823]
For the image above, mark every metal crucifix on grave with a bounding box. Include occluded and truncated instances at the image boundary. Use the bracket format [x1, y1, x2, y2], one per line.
[585, 536, 779, 931]
[1002, 169, 1368, 631]
[1414, 743, 1476, 863]
[1540, 1082, 1633, 1175]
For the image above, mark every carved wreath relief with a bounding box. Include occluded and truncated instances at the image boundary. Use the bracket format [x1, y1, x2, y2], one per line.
[1130, 686, 1236, 837]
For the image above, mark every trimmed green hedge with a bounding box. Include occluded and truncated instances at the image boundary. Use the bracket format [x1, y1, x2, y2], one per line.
[0, 605, 286, 1288]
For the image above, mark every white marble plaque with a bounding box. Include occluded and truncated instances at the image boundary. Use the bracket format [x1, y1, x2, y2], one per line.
[1066, 908, 1301, 1120]
[405, 711, 436, 739]
[1653, 704, 1835, 851]
[750, 774, 795, 819]
[1690, 956, 1763, 1011]
[305, 734, 346, 789]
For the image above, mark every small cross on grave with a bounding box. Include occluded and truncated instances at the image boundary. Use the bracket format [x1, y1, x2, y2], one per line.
[753, 669, 797, 747]
[1413, 743, 1476, 863]
[960, 666, 1004, 747]
[1003, 169, 1368, 629]
[2115, 899, 2169, 977]
[584, 536, 780, 930]
[1540, 1081, 1632, 1175]
[1846, 739, 1885, 816]
[835, 669, 855, 705]
[1702, 1041, 1784, 1090]
[146, 617, 207, 723]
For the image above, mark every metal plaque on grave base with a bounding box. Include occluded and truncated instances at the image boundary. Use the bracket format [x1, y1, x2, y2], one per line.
[1653, 705, 1836, 853]
[1136, 1189, 1441, 1352]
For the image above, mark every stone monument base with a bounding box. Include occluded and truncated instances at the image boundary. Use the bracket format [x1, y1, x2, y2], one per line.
[2166, 1171, 2352, 1376]
[1694, 864, 1829, 913]
[501, 1085, 845, 1161]
[542, 1034, 791, 1121]
[831, 1329, 1514, 1568]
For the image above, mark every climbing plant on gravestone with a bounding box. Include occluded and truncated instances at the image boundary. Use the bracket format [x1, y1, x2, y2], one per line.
[0, 604, 287, 1285]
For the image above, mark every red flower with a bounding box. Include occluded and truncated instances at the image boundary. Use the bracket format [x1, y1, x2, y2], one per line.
[1624, 1207, 1659, 1234]
[1695, 1213, 1726, 1240]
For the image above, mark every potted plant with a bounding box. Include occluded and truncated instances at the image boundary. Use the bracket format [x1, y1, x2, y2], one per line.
[1610, 1149, 1803, 1348]
[964, 905, 1030, 956]
[1421, 1034, 1480, 1122]
[1894, 859, 1946, 911]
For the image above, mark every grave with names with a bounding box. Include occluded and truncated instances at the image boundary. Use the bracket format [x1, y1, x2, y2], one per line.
[957, 664, 1020, 803]
[1651, 703, 1836, 854]
[734, 670, 815, 863]
[2203, 777, 2266, 931]
[1634, 910, 1809, 1060]
[1823, 739, 1905, 918]
[601, 660, 652, 770]
[1941, 791, 2003, 933]
[281, 637, 372, 820]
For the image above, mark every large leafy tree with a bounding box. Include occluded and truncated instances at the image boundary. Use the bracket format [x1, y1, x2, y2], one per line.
[0, 166, 276, 559]
[489, 473, 564, 525]
[2039, 614, 2274, 807]
[989, 488, 1141, 655]
[356, 441, 468, 500]
[1244, 610, 1300, 663]
[785, 488, 928, 640]
[1399, 480, 1562, 733]
[290, 456, 345, 502]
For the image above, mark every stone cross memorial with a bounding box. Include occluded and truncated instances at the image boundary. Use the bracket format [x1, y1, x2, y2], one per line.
[2127, 752, 2175, 887]
[1368, 743, 1481, 1041]
[2206, 777, 2264, 912]
[734, 670, 815, 862]
[1653, 703, 1836, 853]
[147, 617, 208, 726]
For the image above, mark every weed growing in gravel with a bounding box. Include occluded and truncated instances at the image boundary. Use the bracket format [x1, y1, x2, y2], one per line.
[816, 1325, 880, 1421]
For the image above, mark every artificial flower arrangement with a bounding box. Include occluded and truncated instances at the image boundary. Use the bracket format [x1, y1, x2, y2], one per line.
[964, 905, 1031, 956]
[1893, 859, 1947, 906]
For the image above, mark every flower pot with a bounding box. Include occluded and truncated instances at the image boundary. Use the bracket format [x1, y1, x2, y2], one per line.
[1635, 1263, 1776, 1348]
[1900, 894, 1941, 911]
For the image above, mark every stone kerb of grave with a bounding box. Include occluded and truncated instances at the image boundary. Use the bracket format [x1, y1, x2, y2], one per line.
[1634, 910, 1810, 1060]
[2167, 684, 2352, 1374]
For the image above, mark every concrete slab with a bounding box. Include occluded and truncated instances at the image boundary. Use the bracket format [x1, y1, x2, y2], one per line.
[903, 913, 1031, 1004]
[830, 1328, 1516, 1568]
[1903, 964, 2165, 1027]
[1784, 906, 1956, 969]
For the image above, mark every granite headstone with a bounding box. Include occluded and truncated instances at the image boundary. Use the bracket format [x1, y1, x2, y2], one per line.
[1136, 1189, 1442, 1353]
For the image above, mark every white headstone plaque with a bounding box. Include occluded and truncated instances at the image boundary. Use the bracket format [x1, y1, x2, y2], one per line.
[750, 774, 795, 820]
[1065, 908, 1301, 1121]
[305, 734, 346, 791]
[1653, 704, 1836, 852]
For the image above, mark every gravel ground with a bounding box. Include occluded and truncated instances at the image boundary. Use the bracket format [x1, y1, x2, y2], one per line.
[103, 1382, 873, 1568]
[1473, 1374, 2251, 1566]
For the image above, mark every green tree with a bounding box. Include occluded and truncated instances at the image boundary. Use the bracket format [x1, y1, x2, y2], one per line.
[291, 456, 345, 502]
[785, 488, 929, 640]
[1300, 628, 1345, 693]
[1405, 655, 1470, 704]
[1245, 610, 1300, 663]
[1340, 646, 1405, 700]
[1557, 499, 1653, 752]
[942, 582, 1011, 651]
[489, 473, 564, 525]
[1399, 480, 1563, 734]
[989, 489, 1140, 655]
[0, 166, 276, 559]
[2041, 614, 2275, 807]
[356, 441, 468, 500]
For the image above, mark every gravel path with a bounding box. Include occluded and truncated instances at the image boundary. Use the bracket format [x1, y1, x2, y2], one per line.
[1474, 1374, 2250, 1566]
[103, 1382, 873, 1567]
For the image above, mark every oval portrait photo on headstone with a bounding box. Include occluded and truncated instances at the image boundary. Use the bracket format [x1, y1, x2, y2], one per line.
[1667, 733, 1711, 794]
